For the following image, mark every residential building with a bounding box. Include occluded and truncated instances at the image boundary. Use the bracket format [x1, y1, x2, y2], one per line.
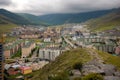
[22, 41, 35, 58]
[39, 48, 61, 61]
[44, 37, 51, 42]
[7, 67, 19, 75]
[20, 66, 32, 74]
[20, 34, 39, 39]
[115, 46, 120, 55]
[0, 44, 4, 80]
[4, 40, 24, 59]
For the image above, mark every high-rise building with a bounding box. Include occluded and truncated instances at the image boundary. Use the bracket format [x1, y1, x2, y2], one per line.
[0, 44, 4, 80]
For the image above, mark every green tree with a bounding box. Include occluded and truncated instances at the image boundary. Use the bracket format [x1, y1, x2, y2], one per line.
[73, 62, 83, 71]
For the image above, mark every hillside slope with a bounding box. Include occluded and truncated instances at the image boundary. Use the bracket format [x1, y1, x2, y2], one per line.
[18, 13, 39, 24]
[29, 48, 120, 80]
[30, 48, 92, 80]
[19, 9, 115, 25]
[38, 9, 113, 25]
[18, 13, 49, 26]
[0, 15, 17, 34]
[0, 9, 31, 25]
[85, 8, 120, 32]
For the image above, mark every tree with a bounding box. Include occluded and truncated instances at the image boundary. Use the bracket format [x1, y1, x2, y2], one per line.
[73, 62, 83, 71]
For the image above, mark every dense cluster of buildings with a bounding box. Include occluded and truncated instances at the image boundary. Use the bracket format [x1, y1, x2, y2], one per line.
[3, 26, 65, 79]
[1, 24, 120, 79]
[4, 40, 35, 59]
[10, 26, 62, 42]
[61, 25, 120, 55]
[4, 60, 49, 76]
[4, 39, 24, 59]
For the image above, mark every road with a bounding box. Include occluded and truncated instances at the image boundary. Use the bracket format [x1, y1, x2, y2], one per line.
[63, 36, 77, 48]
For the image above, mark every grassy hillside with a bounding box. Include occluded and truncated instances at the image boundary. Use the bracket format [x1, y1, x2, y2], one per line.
[0, 23, 17, 43]
[0, 23, 17, 34]
[0, 15, 17, 34]
[18, 9, 114, 25]
[96, 50, 120, 70]
[28, 48, 120, 80]
[30, 48, 92, 80]
[17, 13, 40, 24]
[38, 9, 113, 25]
[18, 13, 50, 26]
[85, 9, 120, 32]
[0, 9, 31, 25]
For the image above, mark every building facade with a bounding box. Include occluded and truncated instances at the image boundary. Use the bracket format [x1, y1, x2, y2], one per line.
[39, 48, 61, 61]
[22, 42, 35, 58]
[0, 44, 4, 80]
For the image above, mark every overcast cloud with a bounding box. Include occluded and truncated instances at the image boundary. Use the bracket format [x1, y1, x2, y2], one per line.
[0, 0, 12, 6]
[0, 0, 120, 15]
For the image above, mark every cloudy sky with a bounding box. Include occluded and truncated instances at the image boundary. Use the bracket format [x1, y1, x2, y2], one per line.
[0, 0, 120, 15]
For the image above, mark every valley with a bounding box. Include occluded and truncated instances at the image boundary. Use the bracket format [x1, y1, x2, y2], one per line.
[0, 8, 120, 80]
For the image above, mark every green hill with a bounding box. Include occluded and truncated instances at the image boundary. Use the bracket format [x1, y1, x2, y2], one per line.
[18, 13, 49, 26]
[0, 23, 17, 34]
[19, 9, 115, 25]
[0, 9, 32, 25]
[85, 8, 120, 32]
[29, 48, 92, 80]
[28, 48, 120, 80]
[17, 13, 40, 24]
[0, 8, 119, 26]
[0, 8, 117, 26]
[0, 15, 17, 34]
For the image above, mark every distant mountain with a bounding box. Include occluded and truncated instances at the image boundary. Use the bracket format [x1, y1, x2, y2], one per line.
[0, 9, 31, 25]
[17, 13, 48, 26]
[19, 9, 115, 25]
[85, 8, 120, 32]
[38, 9, 115, 25]
[17, 13, 39, 23]
[0, 14, 9, 24]
[0, 22, 17, 34]
[0, 15, 17, 34]
[0, 8, 119, 26]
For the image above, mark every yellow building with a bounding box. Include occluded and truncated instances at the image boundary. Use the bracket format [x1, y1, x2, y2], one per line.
[20, 66, 32, 74]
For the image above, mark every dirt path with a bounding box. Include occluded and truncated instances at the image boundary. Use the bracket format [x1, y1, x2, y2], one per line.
[86, 48, 103, 63]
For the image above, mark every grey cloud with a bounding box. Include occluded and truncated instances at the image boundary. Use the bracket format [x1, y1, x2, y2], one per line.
[25, 0, 120, 15]
[2, 0, 120, 15]
[0, 0, 12, 6]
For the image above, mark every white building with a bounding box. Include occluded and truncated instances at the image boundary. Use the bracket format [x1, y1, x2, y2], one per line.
[44, 38, 51, 42]
[39, 48, 61, 61]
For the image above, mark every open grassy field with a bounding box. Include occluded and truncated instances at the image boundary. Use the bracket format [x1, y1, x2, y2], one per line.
[0, 23, 17, 34]
[0, 23, 17, 43]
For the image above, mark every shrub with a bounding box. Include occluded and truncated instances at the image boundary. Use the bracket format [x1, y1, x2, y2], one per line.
[82, 73, 103, 80]
[74, 77, 82, 80]
[73, 62, 83, 71]
[48, 72, 69, 80]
